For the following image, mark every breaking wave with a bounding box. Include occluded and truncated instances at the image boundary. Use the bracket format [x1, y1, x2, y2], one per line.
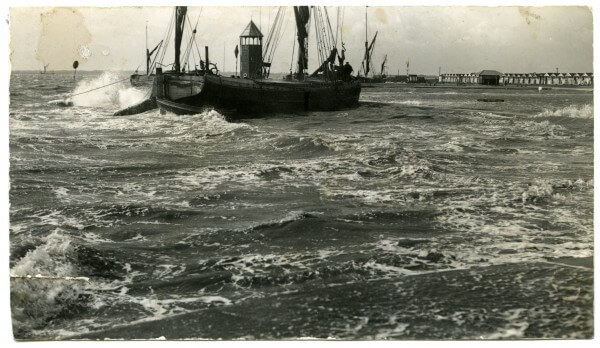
[10, 231, 89, 334]
[536, 104, 593, 118]
[71, 72, 148, 109]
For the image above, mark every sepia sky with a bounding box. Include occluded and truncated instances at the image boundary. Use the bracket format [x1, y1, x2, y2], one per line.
[8, 5, 594, 74]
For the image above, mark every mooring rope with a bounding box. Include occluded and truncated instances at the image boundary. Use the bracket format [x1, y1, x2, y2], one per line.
[68, 77, 130, 98]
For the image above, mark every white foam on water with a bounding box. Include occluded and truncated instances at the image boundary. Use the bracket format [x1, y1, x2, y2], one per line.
[46, 99, 74, 107]
[383, 99, 424, 106]
[362, 259, 417, 276]
[125, 109, 253, 143]
[173, 166, 262, 191]
[34, 209, 88, 230]
[432, 140, 464, 152]
[426, 175, 594, 270]
[536, 104, 593, 118]
[11, 230, 75, 277]
[117, 86, 148, 108]
[373, 319, 410, 339]
[71, 71, 148, 108]
[346, 189, 396, 203]
[198, 295, 232, 305]
[82, 232, 114, 244]
[53, 186, 69, 197]
[277, 210, 309, 224]
[520, 120, 567, 138]
[483, 308, 530, 339]
[189, 109, 251, 135]
[10, 230, 91, 333]
[152, 264, 186, 279]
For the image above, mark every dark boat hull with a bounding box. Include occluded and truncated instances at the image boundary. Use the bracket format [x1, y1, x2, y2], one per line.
[200, 75, 361, 115]
[154, 72, 204, 100]
[156, 97, 207, 114]
[154, 72, 360, 117]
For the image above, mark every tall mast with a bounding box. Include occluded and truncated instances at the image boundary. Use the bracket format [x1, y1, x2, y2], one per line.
[293, 6, 310, 77]
[365, 6, 368, 78]
[145, 21, 149, 75]
[174, 6, 187, 72]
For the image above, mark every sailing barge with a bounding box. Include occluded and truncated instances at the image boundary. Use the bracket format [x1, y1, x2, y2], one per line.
[155, 6, 361, 117]
[115, 6, 206, 116]
[150, 7, 206, 108]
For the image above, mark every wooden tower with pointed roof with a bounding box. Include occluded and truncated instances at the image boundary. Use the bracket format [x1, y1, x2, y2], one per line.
[240, 20, 263, 79]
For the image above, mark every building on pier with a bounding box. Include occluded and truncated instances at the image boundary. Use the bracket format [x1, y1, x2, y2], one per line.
[439, 70, 593, 86]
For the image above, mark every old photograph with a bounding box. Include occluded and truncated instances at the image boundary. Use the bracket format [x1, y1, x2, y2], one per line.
[5, 1, 594, 341]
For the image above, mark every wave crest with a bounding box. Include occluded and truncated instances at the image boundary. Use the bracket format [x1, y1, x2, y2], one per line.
[10, 231, 88, 334]
[71, 72, 148, 108]
[536, 104, 593, 119]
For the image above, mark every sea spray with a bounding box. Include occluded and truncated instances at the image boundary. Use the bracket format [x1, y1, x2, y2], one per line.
[71, 72, 148, 109]
[536, 104, 593, 118]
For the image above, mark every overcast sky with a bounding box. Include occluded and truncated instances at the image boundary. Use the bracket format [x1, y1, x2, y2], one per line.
[9, 6, 593, 74]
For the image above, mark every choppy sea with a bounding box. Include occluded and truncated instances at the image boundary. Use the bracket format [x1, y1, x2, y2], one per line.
[9, 71, 594, 339]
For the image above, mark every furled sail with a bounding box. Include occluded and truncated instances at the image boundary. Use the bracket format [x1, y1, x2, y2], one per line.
[293, 6, 310, 75]
[174, 6, 188, 72]
[147, 41, 163, 75]
[380, 54, 387, 76]
[311, 48, 337, 77]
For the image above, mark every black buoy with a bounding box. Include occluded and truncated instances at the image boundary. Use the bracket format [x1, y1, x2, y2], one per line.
[73, 60, 79, 80]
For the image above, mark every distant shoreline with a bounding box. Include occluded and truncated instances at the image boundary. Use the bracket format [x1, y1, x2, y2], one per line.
[362, 83, 594, 92]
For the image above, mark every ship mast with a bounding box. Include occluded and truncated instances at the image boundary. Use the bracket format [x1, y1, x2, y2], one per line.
[145, 21, 149, 75]
[293, 6, 310, 79]
[174, 6, 187, 72]
[365, 7, 368, 77]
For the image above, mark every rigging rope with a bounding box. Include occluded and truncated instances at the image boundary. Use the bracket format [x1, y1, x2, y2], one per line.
[290, 26, 296, 74]
[340, 7, 345, 44]
[335, 7, 339, 46]
[312, 7, 337, 81]
[263, 7, 287, 64]
[157, 8, 176, 68]
[148, 41, 164, 73]
[182, 14, 197, 69]
[194, 9, 204, 66]
[68, 77, 130, 97]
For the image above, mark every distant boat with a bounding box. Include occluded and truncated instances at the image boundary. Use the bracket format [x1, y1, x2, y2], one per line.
[358, 7, 384, 84]
[380, 54, 388, 78]
[156, 6, 361, 117]
[39, 63, 50, 74]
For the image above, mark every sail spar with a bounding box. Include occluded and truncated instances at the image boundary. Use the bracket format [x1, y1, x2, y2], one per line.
[174, 6, 188, 72]
[364, 31, 377, 76]
[293, 6, 310, 76]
